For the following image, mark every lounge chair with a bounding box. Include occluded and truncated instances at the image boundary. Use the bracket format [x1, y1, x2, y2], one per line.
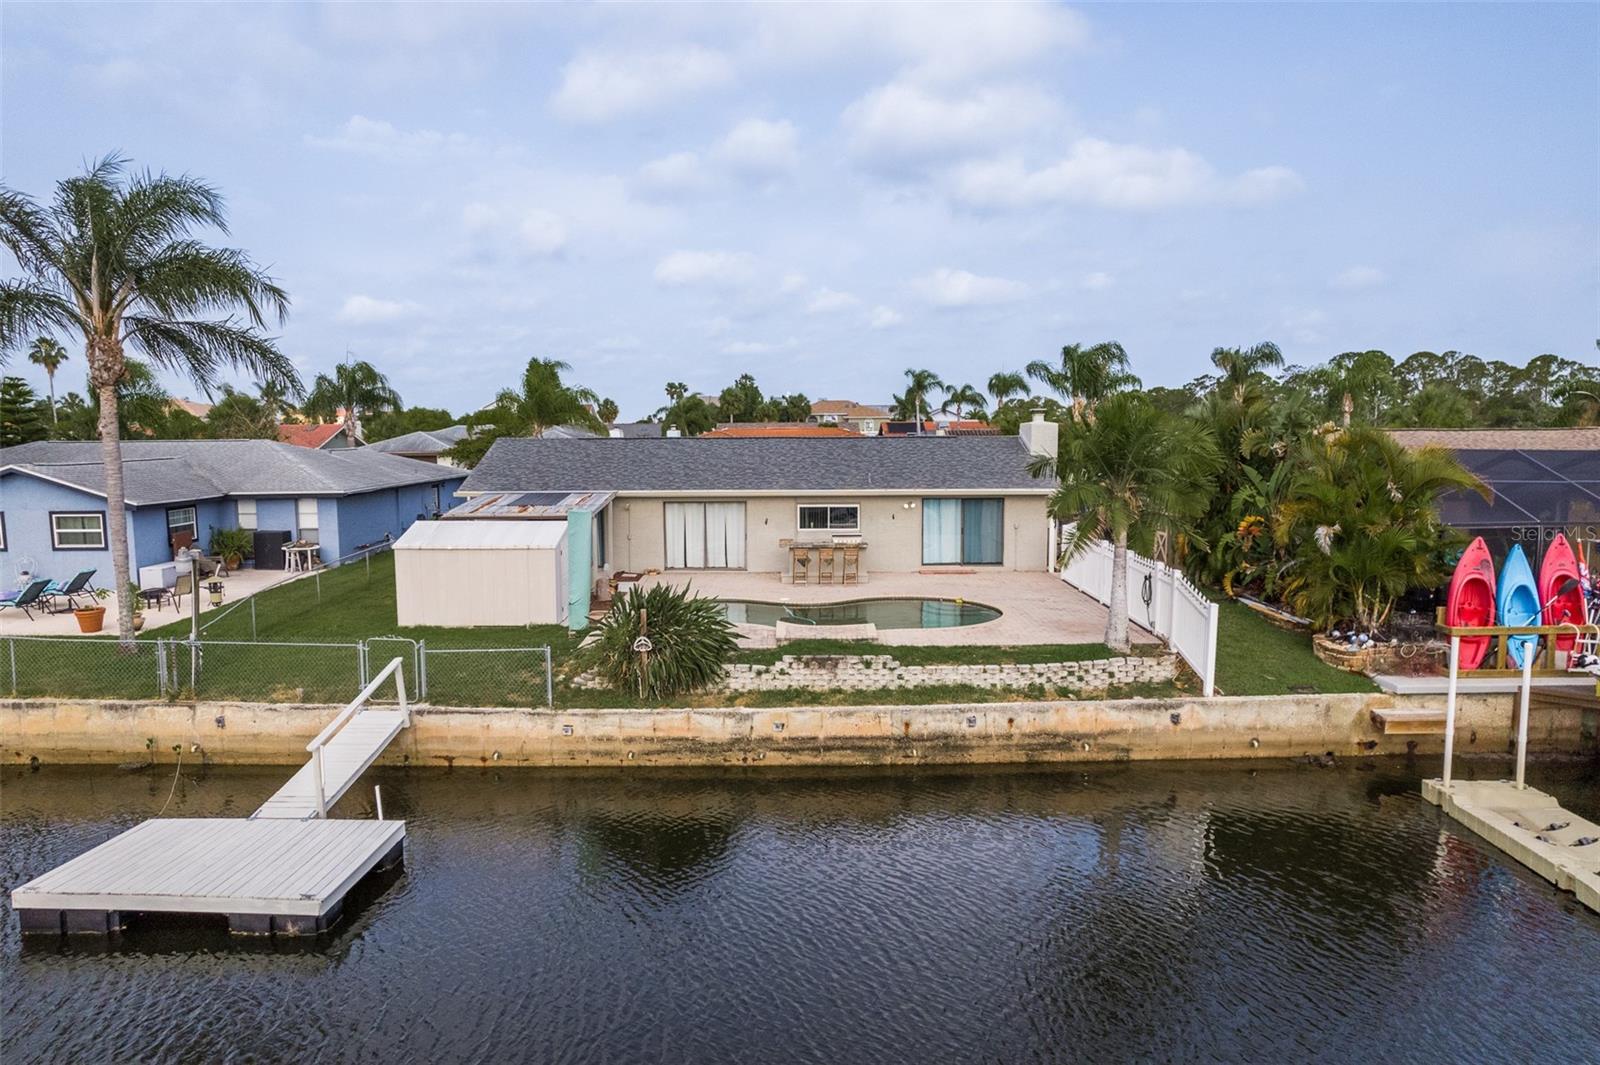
[42, 569, 96, 612]
[0, 579, 52, 621]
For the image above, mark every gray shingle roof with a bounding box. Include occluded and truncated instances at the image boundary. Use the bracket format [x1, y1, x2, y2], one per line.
[1, 439, 462, 506]
[364, 425, 470, 455]
[461, 436, 1053, 494]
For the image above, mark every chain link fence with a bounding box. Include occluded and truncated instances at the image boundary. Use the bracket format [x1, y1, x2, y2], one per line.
[2, 635, 553, 708]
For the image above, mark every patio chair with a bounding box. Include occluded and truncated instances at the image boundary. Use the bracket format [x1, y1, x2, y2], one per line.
[0, 579, 53, 621]
[42, 569, 96, 612]
[173, 572, 194, 611]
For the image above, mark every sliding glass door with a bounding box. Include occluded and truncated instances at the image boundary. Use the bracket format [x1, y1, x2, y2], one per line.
[665, 502, 746, 569]
[922, 498, 1003, 565]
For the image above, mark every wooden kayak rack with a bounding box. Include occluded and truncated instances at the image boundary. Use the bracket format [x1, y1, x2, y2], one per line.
[1434, 607, 1599, 678]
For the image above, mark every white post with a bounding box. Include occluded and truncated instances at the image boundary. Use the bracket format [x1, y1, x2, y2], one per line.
[1514, 651, 1534, 789]
[1201, 600, 1219, 698]
[374, 785, 385, 821]
[1047, 521, 1059, 573]
[1441, 636, 1461, 788]
[395, 661, 409, 725]
[313, 746, 327, 818]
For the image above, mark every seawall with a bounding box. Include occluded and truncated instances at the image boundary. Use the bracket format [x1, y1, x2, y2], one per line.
[4, 691, 1594, 769]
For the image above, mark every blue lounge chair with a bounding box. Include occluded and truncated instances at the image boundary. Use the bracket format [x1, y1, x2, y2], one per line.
[0, 579, 52, 621]
[42, 569, 97, 612]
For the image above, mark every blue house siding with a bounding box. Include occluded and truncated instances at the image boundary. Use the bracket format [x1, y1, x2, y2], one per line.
[326, 477, 463, 560]
[1, 474, 117, 584]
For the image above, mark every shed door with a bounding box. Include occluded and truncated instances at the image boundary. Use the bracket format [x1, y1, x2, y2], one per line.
[665, 503, 746, 569]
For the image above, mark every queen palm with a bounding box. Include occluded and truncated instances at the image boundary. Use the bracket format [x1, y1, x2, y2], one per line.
[302, 359, 398, 440]
[986, 370, 1029, 408]
[0, 156, 297, 644]
[1026, 342, 1139, 422]
[449, 357, 606, 466]
[894, 367, 945, 423]
[1209, 341, 1282, 405]
[938, 383, 988, 419]
[1033, 393, 1220, 650]
[27, 336, 67, 427]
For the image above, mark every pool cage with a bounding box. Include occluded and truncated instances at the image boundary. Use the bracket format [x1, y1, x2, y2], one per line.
[1436, 447, 1600, 577]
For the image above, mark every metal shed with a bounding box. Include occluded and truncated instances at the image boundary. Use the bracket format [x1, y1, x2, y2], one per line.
[393, 520, 568, 627]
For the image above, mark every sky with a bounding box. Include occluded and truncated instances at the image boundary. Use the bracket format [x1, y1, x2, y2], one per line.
[3, 2, 1596, 419]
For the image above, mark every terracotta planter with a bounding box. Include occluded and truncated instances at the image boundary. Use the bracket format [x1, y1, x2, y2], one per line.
[224, 552, 243, 570]
[74, 607, 107, 634]
[132, 614, 146, 632]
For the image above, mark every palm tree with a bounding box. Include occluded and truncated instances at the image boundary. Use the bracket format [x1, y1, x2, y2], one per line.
[450, 356, 607, 467]
[664, 381, 688, 403]
[1209, 341, 1283, 405]
[1026, 342, 1139, 422]
[986, 370, 1029, 408]
[27, 336, 67, 427]
[939, 383, 988, 419]
[1033, 393, 1221, 650]
[0, 156, 296, 643]
[255, 376, 297, 423]
[596, 397, 619, 425]
[894, 368, 945, 423]
[302, 359, 398, 440]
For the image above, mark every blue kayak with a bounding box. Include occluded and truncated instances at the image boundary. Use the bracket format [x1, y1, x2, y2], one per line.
[1496, 544, 1541, 668]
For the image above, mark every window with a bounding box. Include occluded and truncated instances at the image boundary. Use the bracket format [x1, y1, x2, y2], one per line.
[167, 506, 198, 555]
[236, 498, 257, 530]
[664, 502, 746, 569]
[922, 498, 1004, 565]
[297, 498, 320, 544]
[0, 512, 6, 550]
[52, 512, 106, 550]
[594, 506, 609, 568]
[797, 504, 860, 533]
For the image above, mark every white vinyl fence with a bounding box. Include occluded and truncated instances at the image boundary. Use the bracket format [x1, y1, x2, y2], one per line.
[1056, 531, 1220, 696]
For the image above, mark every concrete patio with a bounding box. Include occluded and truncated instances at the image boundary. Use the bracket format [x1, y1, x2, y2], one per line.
[0, 567, 298, 638]
[646, 569, 1156, 648]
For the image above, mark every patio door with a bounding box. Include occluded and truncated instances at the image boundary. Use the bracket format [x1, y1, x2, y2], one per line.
[167, 506, 198, 556]
[922, 498, 1003, 565]
[665, 502, 746, 569]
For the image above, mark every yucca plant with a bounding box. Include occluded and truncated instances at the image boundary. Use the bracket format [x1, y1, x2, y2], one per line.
[592, 583, 739, 700]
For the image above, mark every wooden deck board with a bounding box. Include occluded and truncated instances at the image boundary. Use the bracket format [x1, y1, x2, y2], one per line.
[11, 819, 404, 918]
[252, 709, 409, 820]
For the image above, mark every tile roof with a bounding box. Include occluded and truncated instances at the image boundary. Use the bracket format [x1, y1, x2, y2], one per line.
[1387, 427, 1600, 451]
[701, 423, 860, 438]
[809, 399, 891, 419]
[461, 436, 1053, 494]
[365, 426, 470, 455]
[0, 439, 462, 506]
[278, 422, 356, 449]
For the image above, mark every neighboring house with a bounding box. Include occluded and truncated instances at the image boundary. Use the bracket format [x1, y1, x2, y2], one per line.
[454, 415, 1060, 615]
[279, 421, 364, 450]
[701, 423, 859, 438]
[168, 397, 213, 419]
[0, 440, 464, 581]
[807, 400, 891, 436]
[605, 422, 661, 439]
[365, 425, 470, 466]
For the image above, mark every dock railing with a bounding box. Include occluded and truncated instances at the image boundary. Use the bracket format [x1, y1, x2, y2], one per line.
[308, 656, 409, 818]
[1056, 525, 1220, 696]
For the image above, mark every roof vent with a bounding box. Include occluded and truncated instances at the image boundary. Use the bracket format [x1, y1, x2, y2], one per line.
[665, 425, 682, 438]
[608, 426, 624, 438]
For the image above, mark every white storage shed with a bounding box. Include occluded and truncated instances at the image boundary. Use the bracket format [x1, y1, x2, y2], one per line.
[393, 520, 568, 627]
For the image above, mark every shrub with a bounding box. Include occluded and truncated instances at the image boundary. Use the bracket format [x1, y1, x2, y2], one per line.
[592, 583, 739, 699]
[208, 527, 254, 562]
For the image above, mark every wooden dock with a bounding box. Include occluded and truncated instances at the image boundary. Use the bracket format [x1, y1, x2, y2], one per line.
[1423, 779, 1600, 913]
[12, 658, 414, 937]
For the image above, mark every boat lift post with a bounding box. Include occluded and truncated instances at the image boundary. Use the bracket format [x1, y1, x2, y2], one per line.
[1441, 636, 1461, 789]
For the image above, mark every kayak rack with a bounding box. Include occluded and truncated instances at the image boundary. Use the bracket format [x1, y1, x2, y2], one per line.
[1432, 610, 1598, 677]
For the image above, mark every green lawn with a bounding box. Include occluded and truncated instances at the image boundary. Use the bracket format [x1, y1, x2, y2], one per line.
[1211, 599, 1377, 696]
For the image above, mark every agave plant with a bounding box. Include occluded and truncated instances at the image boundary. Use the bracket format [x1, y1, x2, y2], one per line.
[592, 583, 739, 700]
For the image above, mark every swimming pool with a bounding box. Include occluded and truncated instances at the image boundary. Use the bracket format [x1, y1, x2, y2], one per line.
[717, 597, 1001, 629]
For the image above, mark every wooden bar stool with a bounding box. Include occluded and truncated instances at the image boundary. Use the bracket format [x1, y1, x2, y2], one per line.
[790, 546, 811, 585]
[815, 546, 835, 584]
[840, 545, 860, 584]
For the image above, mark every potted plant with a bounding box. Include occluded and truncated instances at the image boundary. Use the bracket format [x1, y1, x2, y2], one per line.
[209, 528, 253, 571]
[74, 588, 112, 633]
[127, 582, 146, 632]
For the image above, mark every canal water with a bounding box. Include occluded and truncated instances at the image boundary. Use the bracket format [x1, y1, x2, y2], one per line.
[4, 758, 1598, 1064]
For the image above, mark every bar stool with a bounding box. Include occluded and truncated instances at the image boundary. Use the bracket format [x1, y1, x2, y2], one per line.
[790, 546, 811, 585]
[815, 546, 835, 584]
[841, 545, 860, 584]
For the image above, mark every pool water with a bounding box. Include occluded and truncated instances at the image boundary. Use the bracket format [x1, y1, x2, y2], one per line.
[718, 597, 1000, 628]
[4, 760, 1598, 1063]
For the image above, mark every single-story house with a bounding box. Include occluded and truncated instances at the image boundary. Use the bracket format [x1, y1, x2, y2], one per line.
[0, 439, 464, 582]
[279, 421, 364, 450]
[443, 414, 1059, 625]
[365, 425, 470, 465]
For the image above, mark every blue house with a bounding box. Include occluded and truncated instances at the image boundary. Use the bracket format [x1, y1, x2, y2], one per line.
[0, 440, 465, 584]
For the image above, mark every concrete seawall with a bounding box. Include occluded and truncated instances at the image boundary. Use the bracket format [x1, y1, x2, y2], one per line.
[5, 691, 1594, 769]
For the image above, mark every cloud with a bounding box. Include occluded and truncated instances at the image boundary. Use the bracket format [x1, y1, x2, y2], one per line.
[806, 288, 860, 314]
[654, 250, 757, 287]
[1080, 272, 1115, 291]
[636, 151, 712, 196]
[843, 81, 1057, 171]
[869, 305, 904, 329]
[336, 295, 421, 324]
[778, 272, 809, 294]
[461, 202, 568, 257]
[305, 114, 472, 154]
[911, 268, 1029, 308]
[711, 118, 800, 179]
[1331, 265, 1387, 290]
[949, 139, 1303, 210]
[721, 339, 782, 355]
[551, 45, 734, 122]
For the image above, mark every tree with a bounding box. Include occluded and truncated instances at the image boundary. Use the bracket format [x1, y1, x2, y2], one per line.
[939, 383, 988, 419]
[664, 381, 688, 403]
[1035, 394, 1220, 651]
[0, 156, 296, 643]
[364, 406, 457, 442]
[717, 373, 765, 422]
[1026, 342, 1139, 422]
[255, 375, 297, 423]
[302, 359, 398, 440]
[1208, 341, 1283, 405]
[447, 356, 605, 466]
[987, 370, 1029, 408]
[206, 385, 278, 438]
[0, 376, 48, 446]
[893, 368, 945, 422]
[657, 393, 718, 436]
[596, 397, 619, 425]
[27, 336, 67, 427]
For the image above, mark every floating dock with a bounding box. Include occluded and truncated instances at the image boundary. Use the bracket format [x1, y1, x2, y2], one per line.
[12, 658, 413, 937]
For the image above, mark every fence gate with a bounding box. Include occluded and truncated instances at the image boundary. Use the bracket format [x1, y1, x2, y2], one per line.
[364, 637, 422, 702]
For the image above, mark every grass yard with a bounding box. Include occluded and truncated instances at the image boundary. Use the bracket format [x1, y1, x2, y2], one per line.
[1211, 599, 1377, 696]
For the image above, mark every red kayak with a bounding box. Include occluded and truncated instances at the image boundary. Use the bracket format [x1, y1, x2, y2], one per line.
[1539, 533, 1587, 651]
[1447, 537, 1496, 670]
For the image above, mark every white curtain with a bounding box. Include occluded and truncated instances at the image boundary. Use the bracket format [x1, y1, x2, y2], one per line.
[707, 503, 745, 569]
[922, 499, 961, 564]
[683, 504, 707, 568]
[665, 503, 687, 568]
